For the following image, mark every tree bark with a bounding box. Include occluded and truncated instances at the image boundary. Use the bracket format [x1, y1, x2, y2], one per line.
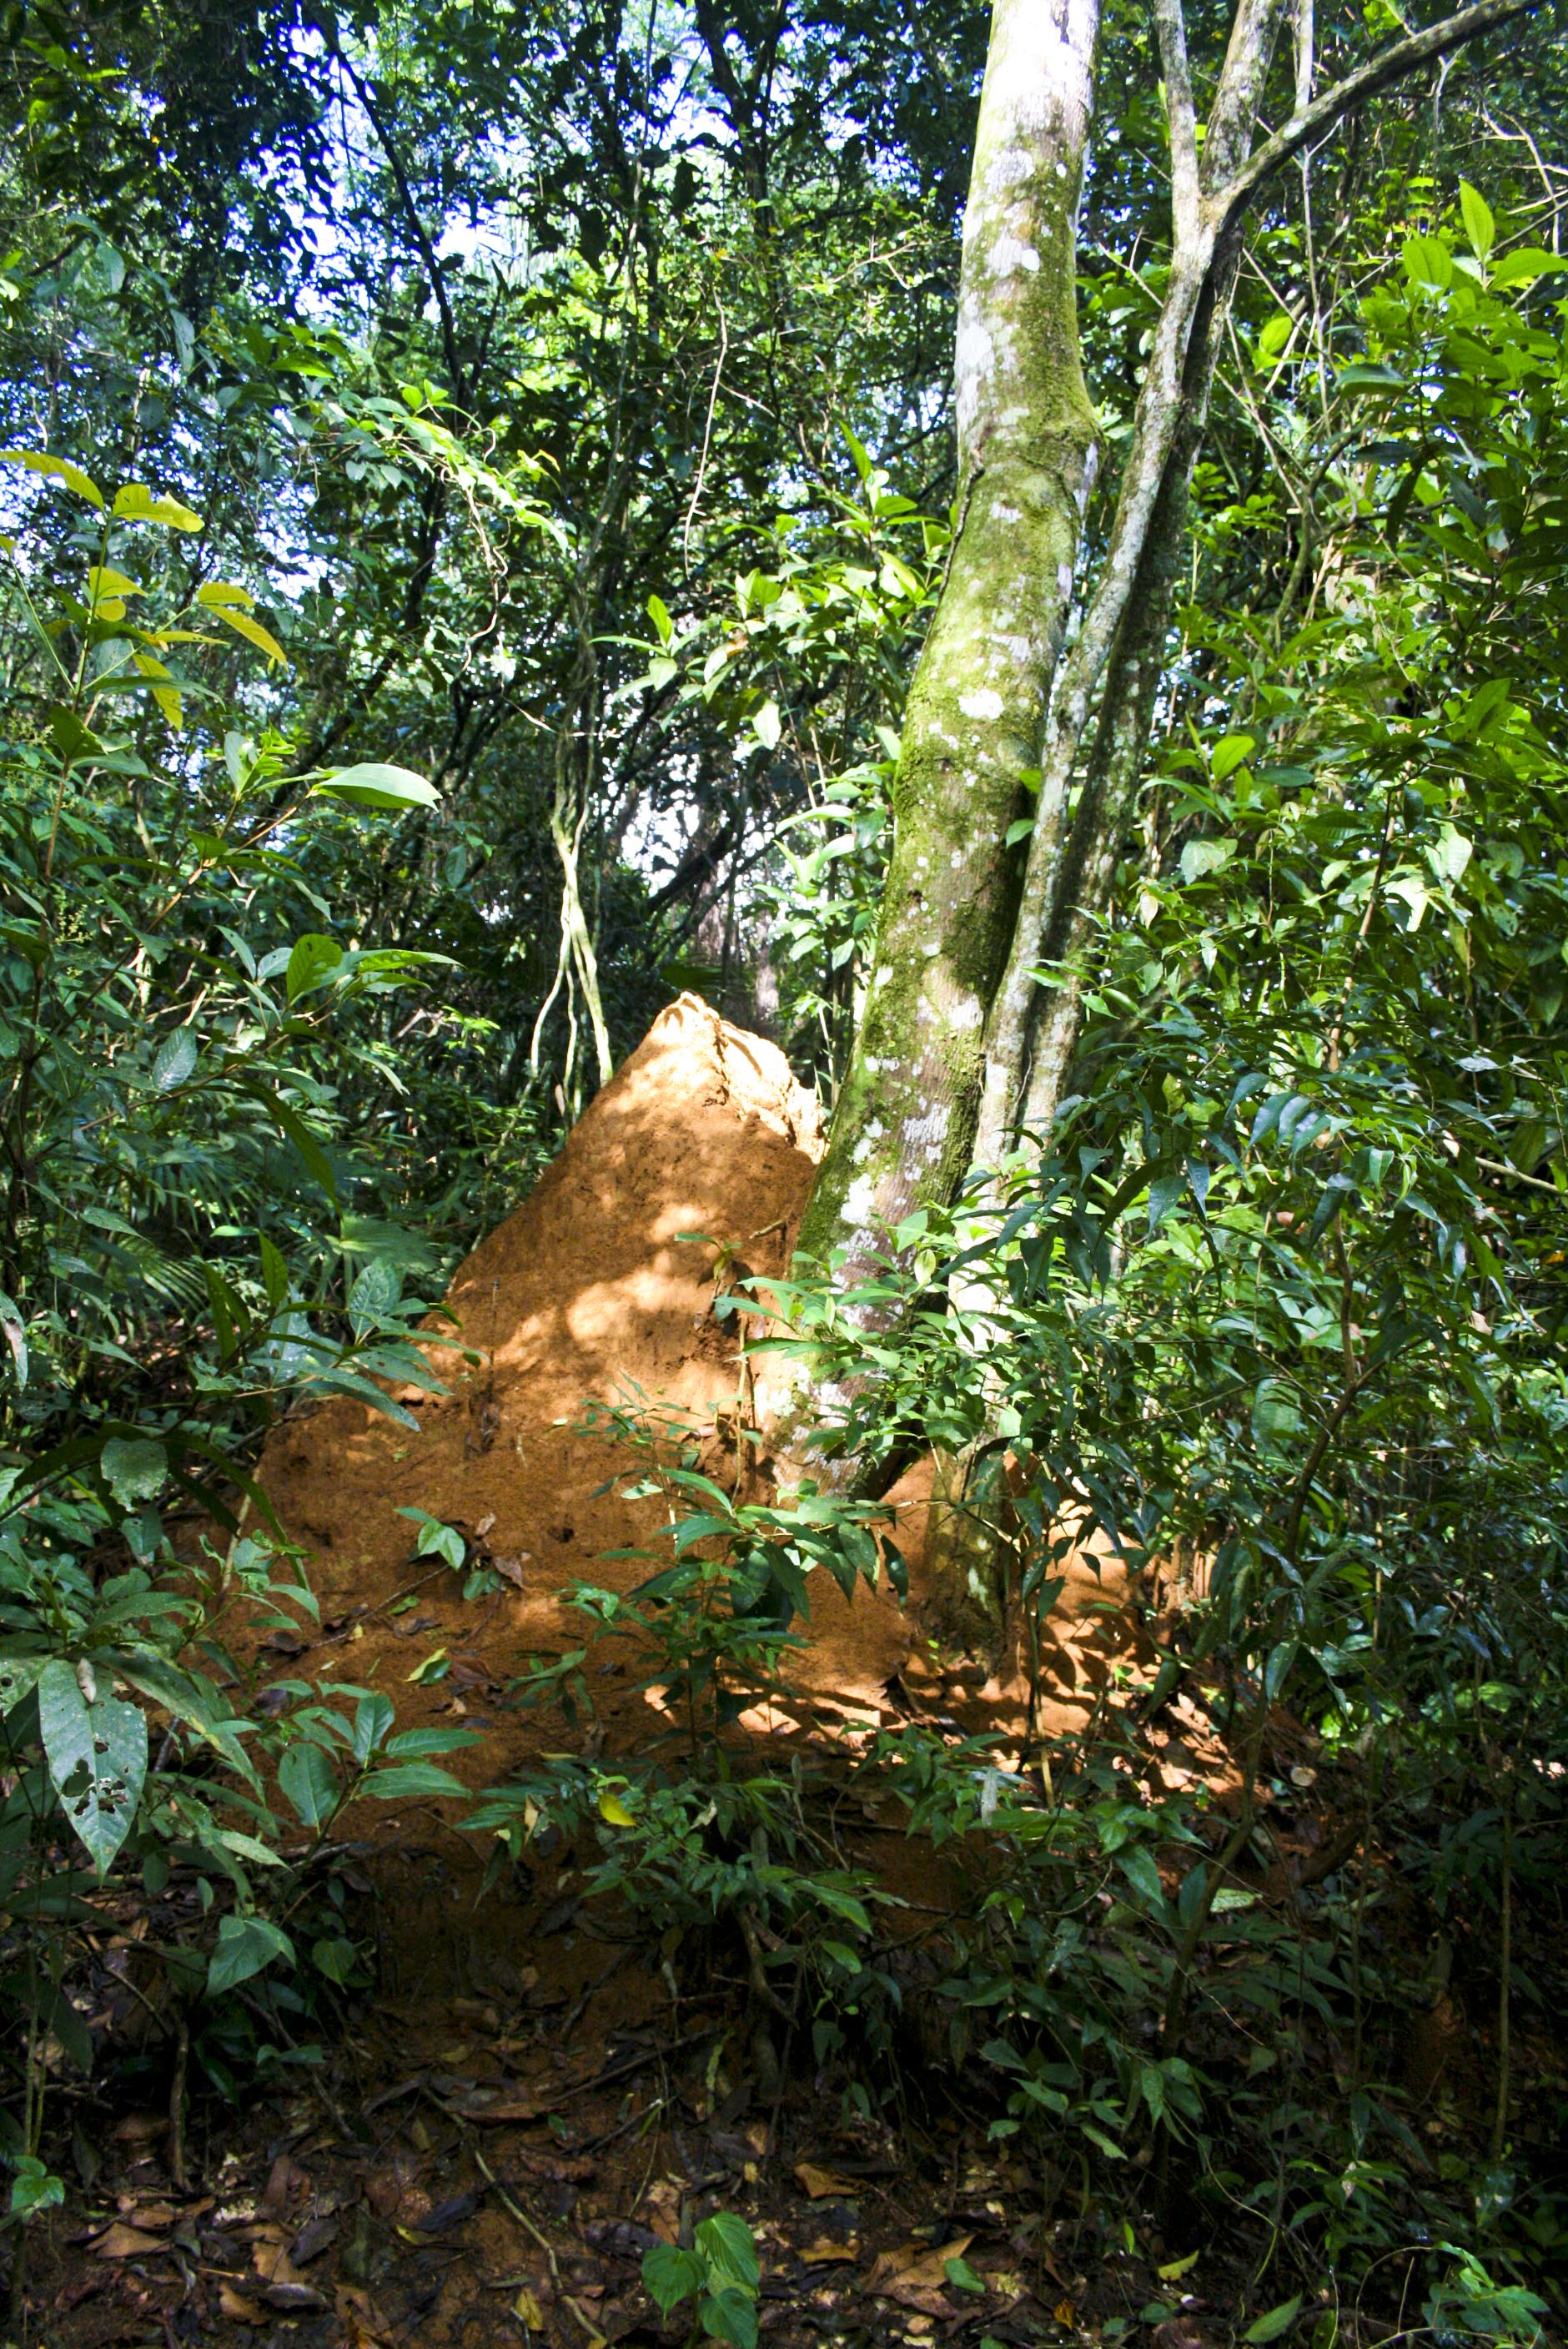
[795, 0, 1103, 1288]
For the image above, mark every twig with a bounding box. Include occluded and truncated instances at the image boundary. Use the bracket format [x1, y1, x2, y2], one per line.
[471, 2147, 605, 2342]
[168, 2021, 188, 2192]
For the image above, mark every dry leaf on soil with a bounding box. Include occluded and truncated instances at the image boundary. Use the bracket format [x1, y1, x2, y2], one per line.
[793, 2162, 858, 2200]
[336, 2284, 396, 2348]
[218, 2283, 267, 2325]
[94, 2224, 168, 2260]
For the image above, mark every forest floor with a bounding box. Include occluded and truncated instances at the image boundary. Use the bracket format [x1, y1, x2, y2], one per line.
[18, 1002, 1528, 2349]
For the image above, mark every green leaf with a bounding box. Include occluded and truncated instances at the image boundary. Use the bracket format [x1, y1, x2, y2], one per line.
[313, 763, 440, 812]
[152, 1028, 199, 1091]
[700, 2286, 758, 2349]
[285, 933, 344, 1002]
[9, 2157, 65, 2222]
[0, 1291, 27, 1390]
[206, 1913, 294, 1997]
[1245, 2296, 1304, 2344]
[1118, 1845, 1167, 1914]
[352, 1693, 395, 1763]
[383, 1725, 480, 1758]
[0, 450, 104, 508]
[0, 1655, 46, 1714]
[1492, 246, 1557, 287]
[1459, 181, 1495, 260]
[112, 481, 203, 530]
[358, 1761, 468, 1799]
[36, 1659, 148, 1874]
[312, 1935, 359, 1985]
[945, 2257, 988, 2295]
[642, 2243, 703, 2316]
[209, 603, 288, 665]
[1209, 733, 1254, 783]
[696, 2213, 760, 2296]
[279, 1738, 339, 1831]
[101, 1436, 168, 1507]
[1179, 837, 1236, 884]
[1402, 235, 1454, 292]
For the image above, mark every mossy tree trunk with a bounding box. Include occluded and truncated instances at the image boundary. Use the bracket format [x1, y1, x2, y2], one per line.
[785, 0, 1532, 1616]
[795, 0, 1103, 1283]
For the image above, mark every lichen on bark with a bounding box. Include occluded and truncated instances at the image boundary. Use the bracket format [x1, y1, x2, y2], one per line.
[797, 0, 1103, 1290]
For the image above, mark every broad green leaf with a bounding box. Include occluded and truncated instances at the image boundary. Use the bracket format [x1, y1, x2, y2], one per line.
[347, 1255, 401, 1337]
[358, 1761, 468, 1798]
[0, 1655, 46, 1713]
[279, 1738, 339, 1831]
[206, 1913, 293, 1997]
[313, 1934, 359, 1984]
[196, 581, 254, 611]
[313, 762, 439, 812]
[1209, 733, 1254, 783]
[352, 1692, 395, 1763]
[1245, 2296, 1303, 2343]
[101, 1436, 168, 1507]
[112, 481, 204, 531]
[696, 2215, 760, 2294]
[152, 1028, 198, 1091]
[700, 2287, 757, 2349]
[752, 698, 781, 751]
[9, 2156, 65, 2221]
[1459, 181, 1495, 260]
[285, 933, 344, 1002]
[1492, 246, 1556, 287]
[1179, 837, 1235, 883]
[36, 1659, 148, 1874]
[642, 2243, 703, 2316]
[1402, 236, 1453, 292]
[210, 603, 287, 665]
[0, 1291, 27, 1389]
[0, 450, 104, 508]
[383, 1725, 480, 1758]
[87, 566, 143, 605]
[598, 1786, 636, 1826]
[1118, 1845, 1167, 1913]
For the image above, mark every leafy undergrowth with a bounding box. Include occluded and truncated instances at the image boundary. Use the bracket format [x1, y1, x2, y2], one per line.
[9, 1652, 1565, 2349]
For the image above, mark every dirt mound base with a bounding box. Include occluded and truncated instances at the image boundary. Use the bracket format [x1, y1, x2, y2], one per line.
[260, 993, 1156, 1769]
[262, 994, 920, 1730]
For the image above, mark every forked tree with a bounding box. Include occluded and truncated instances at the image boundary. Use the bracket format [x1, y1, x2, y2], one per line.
[776, 0, 1534, 1602]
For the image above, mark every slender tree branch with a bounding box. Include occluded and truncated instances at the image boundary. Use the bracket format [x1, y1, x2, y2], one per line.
[1153, 0, 1201, 238]
[335, 50, 470, 406]
[1215, 0, 1536, 228]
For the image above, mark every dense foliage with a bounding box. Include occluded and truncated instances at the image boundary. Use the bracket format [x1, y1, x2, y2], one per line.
[0, 0, 1565, 2339]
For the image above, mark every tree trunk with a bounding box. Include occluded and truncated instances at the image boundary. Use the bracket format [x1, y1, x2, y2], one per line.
[795, 0, 1102, 1287]
[777, 0, 1533, 1581]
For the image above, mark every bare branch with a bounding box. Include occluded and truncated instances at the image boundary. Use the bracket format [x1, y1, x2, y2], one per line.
[1216, 0, 1537, 228]
[1153, 0, 1201, 238]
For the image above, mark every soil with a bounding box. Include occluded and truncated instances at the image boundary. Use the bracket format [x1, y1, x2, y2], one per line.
[254, 995, 1158, 1793]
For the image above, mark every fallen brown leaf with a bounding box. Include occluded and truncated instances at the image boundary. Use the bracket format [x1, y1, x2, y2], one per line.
[442, 2087, 544, 2122]
[110, 2111, 167, 2146]
[798, 2241, 860, 2266]
[218, 2283, 267, 2325]
[335, 2283, 397, 2349]
[794, 2162, 858, 2201]
[95, 2224, 168, 2261]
